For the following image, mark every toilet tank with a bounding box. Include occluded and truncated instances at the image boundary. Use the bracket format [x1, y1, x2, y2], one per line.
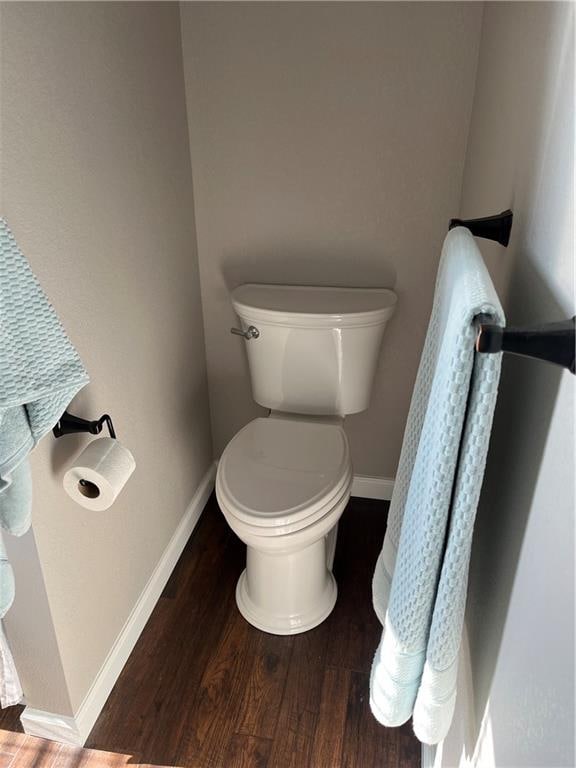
[231, 284, 397, 416]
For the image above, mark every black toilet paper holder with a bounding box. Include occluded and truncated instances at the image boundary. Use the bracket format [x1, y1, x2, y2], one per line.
[53, 411, 116, 440]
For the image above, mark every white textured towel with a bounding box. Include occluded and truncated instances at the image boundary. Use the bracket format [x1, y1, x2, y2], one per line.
[0, 622, 22, 708]
[370, 227, 504, 744]
[0, 218, 88, 707]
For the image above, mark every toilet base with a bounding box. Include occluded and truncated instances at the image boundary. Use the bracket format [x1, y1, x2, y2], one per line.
[236, 569, 337, 635]
[235, 536, 338, 635]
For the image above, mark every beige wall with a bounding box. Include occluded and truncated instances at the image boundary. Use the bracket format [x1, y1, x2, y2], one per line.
[180, 2, 483, 477]
[1, 2, 212, 713]
[437, 4, 575, 767]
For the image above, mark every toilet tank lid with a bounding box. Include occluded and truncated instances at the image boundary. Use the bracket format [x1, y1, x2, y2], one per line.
[231, 284, 397, 327]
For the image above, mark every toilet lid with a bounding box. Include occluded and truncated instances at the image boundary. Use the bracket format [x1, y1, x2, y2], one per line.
[217, 418, 351, 529]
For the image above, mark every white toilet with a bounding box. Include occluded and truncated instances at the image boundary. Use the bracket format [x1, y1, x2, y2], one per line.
[216, 283, 396, 635]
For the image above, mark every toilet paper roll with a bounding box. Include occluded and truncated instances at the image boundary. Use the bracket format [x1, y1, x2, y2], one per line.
[63, 437, 136, 511]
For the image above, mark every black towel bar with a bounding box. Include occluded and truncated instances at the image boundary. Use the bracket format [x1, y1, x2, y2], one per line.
[476, 315, 575, 374]
[449, 210, 573, 373]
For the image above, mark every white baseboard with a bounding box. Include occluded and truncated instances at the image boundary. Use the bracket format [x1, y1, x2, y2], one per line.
[20, 709, 82, 745]
[351, 474, 395, 500]
[20, 462, 217, 747]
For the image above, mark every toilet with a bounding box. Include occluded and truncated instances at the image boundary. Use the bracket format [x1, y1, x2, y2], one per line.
[216, 283, 396, 634]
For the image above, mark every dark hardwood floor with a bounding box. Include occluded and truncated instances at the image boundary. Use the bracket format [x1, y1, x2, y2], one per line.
[0, 494, 420, 768]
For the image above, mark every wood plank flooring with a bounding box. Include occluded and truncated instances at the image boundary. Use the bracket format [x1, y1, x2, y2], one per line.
[0, 495, 420, 768]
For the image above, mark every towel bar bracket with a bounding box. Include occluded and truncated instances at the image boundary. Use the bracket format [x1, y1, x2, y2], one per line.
[476, 316, 575, 374]
[53, 411, 116, 439]
[449, 209, 513, 246]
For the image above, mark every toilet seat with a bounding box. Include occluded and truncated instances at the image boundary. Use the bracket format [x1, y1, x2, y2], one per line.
[217, 417, 351, 536]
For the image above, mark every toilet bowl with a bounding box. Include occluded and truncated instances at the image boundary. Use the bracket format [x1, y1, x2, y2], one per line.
[217, 283, 396, 634]
[216, 416, 352, 634]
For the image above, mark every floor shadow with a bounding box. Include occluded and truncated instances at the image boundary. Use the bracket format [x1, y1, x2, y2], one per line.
[0, 704, 25, 733]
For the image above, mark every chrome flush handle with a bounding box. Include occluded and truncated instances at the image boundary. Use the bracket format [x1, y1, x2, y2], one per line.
[230, 325, 260, 340]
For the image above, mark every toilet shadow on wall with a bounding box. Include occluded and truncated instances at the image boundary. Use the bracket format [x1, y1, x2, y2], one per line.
[221, 245, 398, 292]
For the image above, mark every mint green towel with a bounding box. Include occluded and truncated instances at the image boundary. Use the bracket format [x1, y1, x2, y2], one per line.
[0, 218, 89, 618]
[370, 227, 504, 743]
